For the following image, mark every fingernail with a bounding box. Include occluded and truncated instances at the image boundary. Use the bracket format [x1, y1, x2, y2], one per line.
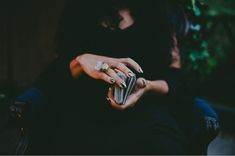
[142, 79, 147, 87]
[128, 72, 135, 77]
[121, 81, 127, 88]
[109, 87, 112, 91]
[139, 68, 144, 73]
[110, 78, 116, 84]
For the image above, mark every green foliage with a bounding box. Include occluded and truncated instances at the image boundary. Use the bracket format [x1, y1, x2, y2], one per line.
[181, 31, 215, 80]
[192, 0, 202, 16]
[180, 0, 234, 81]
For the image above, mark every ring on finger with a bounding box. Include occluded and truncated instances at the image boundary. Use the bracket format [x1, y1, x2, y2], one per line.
[95, 61, 110, 73]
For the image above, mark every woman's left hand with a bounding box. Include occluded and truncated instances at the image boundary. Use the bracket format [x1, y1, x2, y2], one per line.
[107, 78, 148, 110]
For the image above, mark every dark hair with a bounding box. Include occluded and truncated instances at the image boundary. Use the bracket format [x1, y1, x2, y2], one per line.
[55, 0, 188, 66]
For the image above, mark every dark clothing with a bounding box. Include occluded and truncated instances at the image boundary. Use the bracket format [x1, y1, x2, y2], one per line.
[28, 2, 194, 154]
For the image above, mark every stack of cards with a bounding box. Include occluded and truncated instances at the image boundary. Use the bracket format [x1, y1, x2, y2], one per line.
[114, 71, 137, 104]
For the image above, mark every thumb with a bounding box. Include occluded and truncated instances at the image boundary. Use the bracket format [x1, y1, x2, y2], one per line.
[136, 78, 147, 88]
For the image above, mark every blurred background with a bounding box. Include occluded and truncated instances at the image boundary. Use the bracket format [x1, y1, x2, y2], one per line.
[0, 0, 234, 154]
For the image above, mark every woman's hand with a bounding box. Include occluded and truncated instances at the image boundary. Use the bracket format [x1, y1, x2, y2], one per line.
[107, 78, 148, 110]
[107, 78, 170, 110]
[70, 53, 143, 88]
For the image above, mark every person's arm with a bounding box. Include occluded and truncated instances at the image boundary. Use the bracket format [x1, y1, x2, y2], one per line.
[107, 36, 192, 110]
[143, 68, 182, 95]
[107, 67, 184, 110]
[145, 80, 169, 95]
[145, 35, 182, 96]
[69, 53, 143, 88]
[144, 68, 182, 95]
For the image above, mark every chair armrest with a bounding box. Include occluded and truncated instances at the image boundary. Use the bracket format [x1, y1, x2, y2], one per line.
[192, 98, 221, 154]
[9, 87, 45, 127]
[193, 98, 220, 134]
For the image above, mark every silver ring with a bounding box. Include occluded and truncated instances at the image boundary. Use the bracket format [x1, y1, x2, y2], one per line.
[95, 61, 110, 72]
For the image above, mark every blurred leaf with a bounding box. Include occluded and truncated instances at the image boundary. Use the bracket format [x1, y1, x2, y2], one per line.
[180, 0, 234, 81]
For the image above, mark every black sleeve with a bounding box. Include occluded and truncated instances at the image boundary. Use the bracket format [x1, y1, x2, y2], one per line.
[160, 67, 198, 112]
[162, 67, 197, 97]
[162, 67, 183, 96]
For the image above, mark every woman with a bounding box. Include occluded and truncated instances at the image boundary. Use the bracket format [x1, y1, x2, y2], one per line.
[31, 0, 193, 154]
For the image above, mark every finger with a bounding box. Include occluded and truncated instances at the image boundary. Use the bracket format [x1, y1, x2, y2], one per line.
[105, 68, 127, 88]
[125, 94, 138, 107]
[107, 85, 140, 110]
[107, 88, 128, 110]
[120, 58, 143, 73]
[132, 78, 147, 92]
[97, 72, 116, 85]
[136, 78, 147, 88]
[110, 62, 134, 78]
[107, 87, 114, 100]
[125, 89, 145, 106]
[107, 96, 127, 111]
[142, 78, 147, 87]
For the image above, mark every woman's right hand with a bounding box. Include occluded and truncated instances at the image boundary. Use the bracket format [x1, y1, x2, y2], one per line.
[70, 53, 143, 88]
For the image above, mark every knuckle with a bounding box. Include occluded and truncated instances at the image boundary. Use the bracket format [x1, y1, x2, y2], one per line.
[112, 61, 119, 67]
[124, 68, 131, 73]
[116, 62, 123, 68]
[126, 57, 132, 62]
[110, 70, 117, 76]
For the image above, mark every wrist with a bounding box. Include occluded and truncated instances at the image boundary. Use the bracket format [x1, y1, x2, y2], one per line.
[145, 80, 169, 95]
